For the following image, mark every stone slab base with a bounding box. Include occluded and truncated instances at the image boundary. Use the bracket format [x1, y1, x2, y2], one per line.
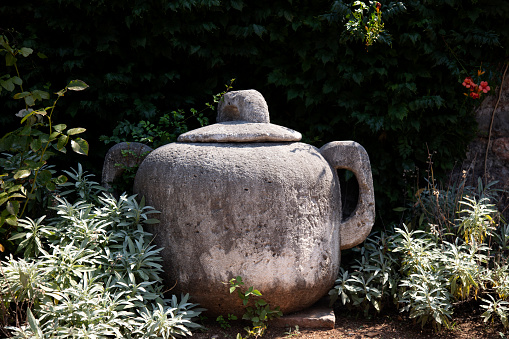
[270, 299, 335, 329]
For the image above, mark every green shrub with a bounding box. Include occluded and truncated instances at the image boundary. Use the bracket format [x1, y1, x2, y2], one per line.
[0, 35, 89, 253]
[331, 178, 509, 331]
[1, 166, 204, 338]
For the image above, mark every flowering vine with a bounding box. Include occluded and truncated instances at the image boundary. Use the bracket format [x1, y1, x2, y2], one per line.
[345, 1, 386, 48]
[462, 69, 491, 99]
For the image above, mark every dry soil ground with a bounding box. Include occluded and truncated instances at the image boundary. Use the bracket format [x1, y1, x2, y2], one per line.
[192, 300, 508, 339]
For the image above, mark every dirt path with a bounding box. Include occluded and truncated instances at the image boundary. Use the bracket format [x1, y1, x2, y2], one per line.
[192, 306, 507, 339]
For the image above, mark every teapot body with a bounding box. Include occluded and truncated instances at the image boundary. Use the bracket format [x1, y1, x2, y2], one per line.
[133, 141, 341, 315]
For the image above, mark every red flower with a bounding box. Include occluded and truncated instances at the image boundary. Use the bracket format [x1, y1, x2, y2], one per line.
[479, 81, 490, 93]
[462, 77, 475, 89]
[376, 2, 381, 11]
[469, 91, 480, 99]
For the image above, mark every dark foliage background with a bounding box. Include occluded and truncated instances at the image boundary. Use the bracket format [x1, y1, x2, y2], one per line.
[1, 0, 509, 224]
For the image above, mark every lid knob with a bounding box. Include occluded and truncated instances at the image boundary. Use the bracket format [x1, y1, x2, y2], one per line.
[217, 90, 270, 123]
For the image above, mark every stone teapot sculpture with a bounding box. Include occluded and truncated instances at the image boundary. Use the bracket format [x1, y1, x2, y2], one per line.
[109, 90, 375, 316]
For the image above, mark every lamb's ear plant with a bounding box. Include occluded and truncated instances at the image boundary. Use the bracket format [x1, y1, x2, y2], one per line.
[481, 295, 509, 328]
[331, 175, 509, 332]
[457, 196, 497, 244]
[0, 165, 204, 338]
[330, 230, 400, 317]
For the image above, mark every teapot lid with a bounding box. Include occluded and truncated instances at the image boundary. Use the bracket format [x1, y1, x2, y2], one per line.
[177, 90, 302, 143]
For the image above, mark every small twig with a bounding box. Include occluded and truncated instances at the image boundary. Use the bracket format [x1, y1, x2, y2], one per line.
[484, 63, 509, 186]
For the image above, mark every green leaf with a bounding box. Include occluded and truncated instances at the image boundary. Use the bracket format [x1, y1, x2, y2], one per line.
[71, 138, 89, 155]
[252, 24, 266, 38]
[0, 78, 15, 91]
[37, 52, 48, 59]
[8, 232, 27, 241]
[231, 0, 244, 10]
[19, 47, 33, 57]
[24, 94, 35, 107]
[0, 36, 13, 53]
[54, 175, 68, 185]
[67, 127, 86, 135]
[252, 289, 262, 296]
[5, 215, 17, 226]
[7, 184, 24, 194]
[57, 135, 69, 150]
[30, 138, 42, 151]
[13, 91, 31, 99]
[67, 79, 89, 91]
[46, 181, 56, 191]
[27, 308, 44, 338]
[143, 218, 160, 224]
[388, 104, 408, 120]
[24, 159, 43, 170]
[34, 109, 47, 117]
[256, 299, 267, 306]
[6, 200, 19, 215]
[38, 170, 52, 183]
[49, 131, 61, 141]
[54, 124, 67, 133]
[5, 53, 17, 66]
[20, 109, 37, 124]
[31, 90, 50, 101]
[352, 72, 364, 85]
[13, 169, 31, 179]
[11, 76, 22, 86]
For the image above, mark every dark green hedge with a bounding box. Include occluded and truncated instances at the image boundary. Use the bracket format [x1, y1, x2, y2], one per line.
[1, 0, 508, 222]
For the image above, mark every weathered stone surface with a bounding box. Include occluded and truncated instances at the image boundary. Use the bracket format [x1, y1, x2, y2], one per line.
[270, 298, 335, 329]
[101, 142, 153, 193]
[131, 89, 375, 317]
[493, 137, 509, 162]
[177, 121, 302, 143]
[179, 89, 301, 143]
[217, 89, 270, 123]
[320, 141, 375, 250]
[134, 142, 342, 316]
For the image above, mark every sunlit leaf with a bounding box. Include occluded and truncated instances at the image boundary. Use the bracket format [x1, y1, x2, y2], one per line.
[67, 127, 86, 135]
[67, 79, 89, 91]
[13, 169, 31, 179]
[6, 200, 19, 215]
[54, 124, 67, 133]
[71, 137, 89, 155]
[55, 175, 68, 185]
[5, 214, 17, 226]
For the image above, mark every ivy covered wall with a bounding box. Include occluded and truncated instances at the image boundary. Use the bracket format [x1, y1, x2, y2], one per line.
[1, 0, 508, 222]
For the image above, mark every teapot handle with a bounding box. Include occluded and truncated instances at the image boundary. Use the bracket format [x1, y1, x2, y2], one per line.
[319, 141, 375, 250]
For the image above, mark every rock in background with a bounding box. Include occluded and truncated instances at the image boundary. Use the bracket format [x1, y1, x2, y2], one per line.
[454, 65, 509, 216]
